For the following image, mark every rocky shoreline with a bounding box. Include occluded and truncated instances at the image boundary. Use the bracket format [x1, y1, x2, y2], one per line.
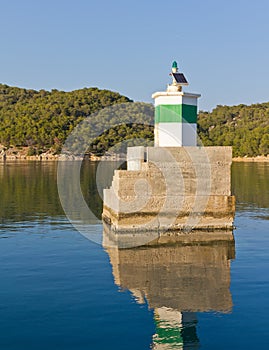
[233, 156, 269, 162]
[0, 153, 115, 161]
[1, 146, 268, 162]
[2, 155, 269, 162]
[0, 146, 125, 162]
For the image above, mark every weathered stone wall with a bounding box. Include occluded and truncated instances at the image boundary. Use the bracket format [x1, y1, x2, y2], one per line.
[103, 146, 235, 232]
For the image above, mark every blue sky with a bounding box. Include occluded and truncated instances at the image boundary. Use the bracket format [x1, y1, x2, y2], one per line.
[0, 0, 269, 110]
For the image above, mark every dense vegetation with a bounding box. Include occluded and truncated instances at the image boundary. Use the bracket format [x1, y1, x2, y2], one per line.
[0, 84, 154, 156]
[64, 101, 154, 156]
[198, 103, 269, 156]
[0, 84, 268, 157]
[0, 84, 130, 152]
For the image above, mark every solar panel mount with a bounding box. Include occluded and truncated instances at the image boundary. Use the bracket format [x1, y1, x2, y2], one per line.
[172, 73, 189, 85]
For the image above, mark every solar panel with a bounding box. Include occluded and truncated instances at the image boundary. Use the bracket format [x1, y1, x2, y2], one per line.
[172, 73, 188, 85]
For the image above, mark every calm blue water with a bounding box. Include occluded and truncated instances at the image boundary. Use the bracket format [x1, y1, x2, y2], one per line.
[0, 161, 268, 349]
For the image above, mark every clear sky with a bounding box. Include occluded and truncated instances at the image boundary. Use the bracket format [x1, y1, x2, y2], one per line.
[1, 0, 269, 110]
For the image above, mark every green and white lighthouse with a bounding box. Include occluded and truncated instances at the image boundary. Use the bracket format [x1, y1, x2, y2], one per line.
[152, 61, 200, 147]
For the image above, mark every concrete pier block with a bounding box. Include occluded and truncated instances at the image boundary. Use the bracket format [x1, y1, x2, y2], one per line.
[103, 146, 235, 233]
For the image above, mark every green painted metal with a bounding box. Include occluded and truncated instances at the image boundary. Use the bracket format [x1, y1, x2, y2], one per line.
[155, 104, 197, 123]
[172, 61, 178, 69]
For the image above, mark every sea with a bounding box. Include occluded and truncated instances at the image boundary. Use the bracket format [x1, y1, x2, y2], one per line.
[0, 161, 268, 349]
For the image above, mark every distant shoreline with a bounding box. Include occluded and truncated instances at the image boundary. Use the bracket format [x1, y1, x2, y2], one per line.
[0, 151, 123, 162]
[1, 154, 269, 162]
[232, 156, 269, 162]
[0, 154, 98, 162]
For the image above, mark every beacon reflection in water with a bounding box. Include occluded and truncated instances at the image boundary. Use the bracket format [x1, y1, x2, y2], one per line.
[103, 229, 235, 349]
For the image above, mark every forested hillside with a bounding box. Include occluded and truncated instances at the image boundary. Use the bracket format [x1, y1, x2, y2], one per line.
[198, 103, 269, 156]
[0, 84, 268, 157]
[0, 84, 132, 154]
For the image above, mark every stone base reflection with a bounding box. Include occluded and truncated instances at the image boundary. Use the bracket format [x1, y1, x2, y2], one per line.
[103, 226, 235, 349]
[103, 220, 235, 249]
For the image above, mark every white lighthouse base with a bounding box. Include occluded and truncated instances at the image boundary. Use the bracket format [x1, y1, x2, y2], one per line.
[155, 123, 197, 147]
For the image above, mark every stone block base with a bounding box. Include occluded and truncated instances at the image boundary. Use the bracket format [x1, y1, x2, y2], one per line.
[102, 146, 235, 233]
